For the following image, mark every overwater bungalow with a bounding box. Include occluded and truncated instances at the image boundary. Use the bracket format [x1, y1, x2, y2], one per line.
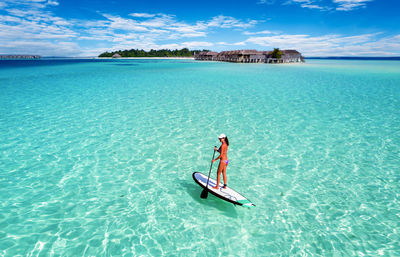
[195, 49, 304, 63]
[266, 50, 305, 63]
[216, 50, 267, 63]
[193, 51, 218, 61]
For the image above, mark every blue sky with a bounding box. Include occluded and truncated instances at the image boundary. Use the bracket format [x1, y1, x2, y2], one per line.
[0, 0, 399, 56]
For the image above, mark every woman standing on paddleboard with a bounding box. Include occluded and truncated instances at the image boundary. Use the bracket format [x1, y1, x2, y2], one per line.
[212, 133, 229, 189]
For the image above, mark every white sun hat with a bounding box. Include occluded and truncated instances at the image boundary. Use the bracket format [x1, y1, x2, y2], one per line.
[218, 133, 226, 139]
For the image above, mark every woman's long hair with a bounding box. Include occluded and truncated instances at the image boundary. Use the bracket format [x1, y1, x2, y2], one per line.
[224, 136, 229, 146]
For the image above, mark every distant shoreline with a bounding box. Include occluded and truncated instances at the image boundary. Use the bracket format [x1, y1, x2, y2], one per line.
[0, 55, 41, 59]
[305, 56, 400, 60]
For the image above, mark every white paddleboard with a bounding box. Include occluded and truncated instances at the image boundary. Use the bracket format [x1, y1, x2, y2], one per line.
[192, 172, 255, 208]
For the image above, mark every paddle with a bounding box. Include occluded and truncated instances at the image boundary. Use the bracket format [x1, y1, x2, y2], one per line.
[200, 148, 217, 199]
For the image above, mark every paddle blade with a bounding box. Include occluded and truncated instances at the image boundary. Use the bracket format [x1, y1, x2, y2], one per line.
[200, 188, 208, 199]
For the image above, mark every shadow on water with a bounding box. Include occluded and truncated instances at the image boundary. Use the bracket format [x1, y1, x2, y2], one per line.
[180, 182, 238, 218]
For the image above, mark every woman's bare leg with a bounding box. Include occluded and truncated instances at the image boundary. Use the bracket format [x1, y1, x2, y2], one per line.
[212, 163, 223, 189]
[222, 165, 227, 187]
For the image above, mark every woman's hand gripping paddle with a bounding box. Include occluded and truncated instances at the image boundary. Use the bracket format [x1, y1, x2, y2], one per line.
[200, 148, 216, 199]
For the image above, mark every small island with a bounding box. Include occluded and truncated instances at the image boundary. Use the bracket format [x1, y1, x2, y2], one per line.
[98, 48, 202, 58]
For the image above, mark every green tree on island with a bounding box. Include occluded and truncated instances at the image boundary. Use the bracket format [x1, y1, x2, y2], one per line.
[271, 48, 282, 59]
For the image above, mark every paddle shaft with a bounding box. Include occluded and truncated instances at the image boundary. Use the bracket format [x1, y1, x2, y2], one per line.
[204, 148, 217, 189]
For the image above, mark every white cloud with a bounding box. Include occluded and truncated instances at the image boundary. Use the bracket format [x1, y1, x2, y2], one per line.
[80, 13, 255, 45]
[2, 0, 59, 8]
[257, 0, 275, 4]
[301, 4, 324, 9]
[207, 15, 257, 29]
[0, 40, 81, 56]
[1, 0, 261, 56]
[0, 0, 395, 57]
[95, 13, 209, 39]
[102, 14, 149, 32]
[7, 8, 45, 18]
[333, 0, 372, 11]
[6, 8, 70, 25]
[139, 14, 174, 27]
[47, 0, 59, 6]
[283, 0, 329, 10]
[0, 1, 77, 55]
[284, 0, 315, 5]
[214, 41, 246, 46]
[243, 30, 274, 35]
[129, 13, 156, 18]
[0, 14, 21, 22]
[285, 0, 372, 11]
[244, 33, 400, 56]
[288, 0, 313, 3]
[159, 41, 214, 50]
[0, 11, 76, 40]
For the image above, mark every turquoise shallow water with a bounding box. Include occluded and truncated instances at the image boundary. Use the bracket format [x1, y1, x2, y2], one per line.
[0, 59, 399, 256]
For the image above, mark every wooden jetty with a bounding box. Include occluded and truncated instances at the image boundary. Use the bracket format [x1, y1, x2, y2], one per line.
[0, 55, 41, 59]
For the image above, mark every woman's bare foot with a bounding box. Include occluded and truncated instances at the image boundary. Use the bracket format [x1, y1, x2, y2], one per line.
[212, 186, 219, 189]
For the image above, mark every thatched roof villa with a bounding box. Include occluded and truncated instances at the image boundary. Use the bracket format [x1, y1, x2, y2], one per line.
[112, 53, 121, 58]
[195, 51, 218, 61]
[277, 50, 305, 63]
[195, 49, 304, 63]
